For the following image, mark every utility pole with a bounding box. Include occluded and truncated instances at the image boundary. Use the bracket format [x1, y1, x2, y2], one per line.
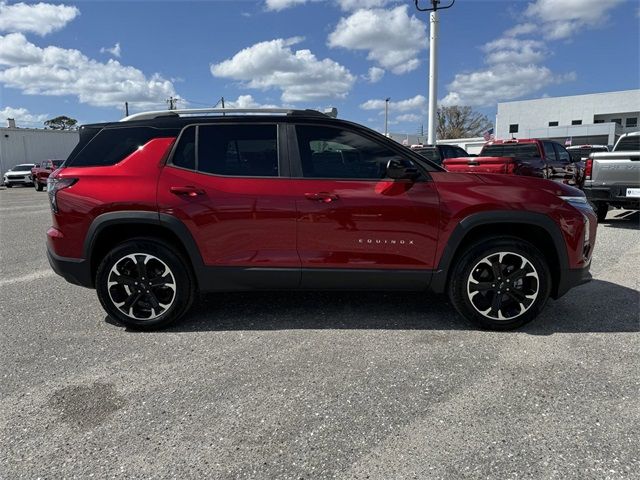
[125, 102, 129, 117]
[415, 0, 455, 145]
[384, 97, 390, 136]
[166, 96, 178, 110]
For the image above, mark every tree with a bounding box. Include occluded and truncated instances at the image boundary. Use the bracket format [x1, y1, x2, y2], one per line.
[436, 106, 492, 140]
[44, 116, 78, 130]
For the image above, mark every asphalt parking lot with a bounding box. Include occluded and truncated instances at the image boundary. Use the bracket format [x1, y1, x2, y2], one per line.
[1, 186, 638, 479]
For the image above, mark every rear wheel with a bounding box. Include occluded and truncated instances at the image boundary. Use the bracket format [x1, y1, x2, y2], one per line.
[96, 238, 195, 330]
[449, 237, 551, 330]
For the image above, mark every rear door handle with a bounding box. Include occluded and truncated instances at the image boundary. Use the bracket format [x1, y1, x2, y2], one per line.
[305, 192, 339, 203]
[170, 186, 205, 197]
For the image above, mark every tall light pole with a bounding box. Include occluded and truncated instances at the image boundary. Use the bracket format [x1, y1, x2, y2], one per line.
[415, 0, 455, 145]
[384, 97, 391, 136]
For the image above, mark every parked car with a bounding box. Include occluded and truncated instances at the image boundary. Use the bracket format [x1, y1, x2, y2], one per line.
[3, 164, 36, 187]
[583, 131, 640, 221]
[46, 108, 595, 331]
[443, 139, 581, 187]
[410, 144, 470, 166]
[32, 159, 65, 191]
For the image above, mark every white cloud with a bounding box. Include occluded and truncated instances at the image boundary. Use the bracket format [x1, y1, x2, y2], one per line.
[360, 94, 426, 112]
[337, 0, 391, 10]
[440, 64, 575, 107]
[525, 0, 624, 39]
[483, 38, 546, 65]
[265, 0, 310, 11]
[504, 22, 537, 37]
[328, 5, 426, 74]
[100, 42, 121, 58]
[396, 113, 421, 123]
[0, 106, 48, 126]
[0, 1, 79, 36]
[0, 33, 177, 108]
[364, 66, 385, 83]
[210, 37, 355, 103]
[224, 95, 280, 109]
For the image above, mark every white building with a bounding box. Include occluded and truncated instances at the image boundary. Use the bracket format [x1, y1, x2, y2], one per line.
[495, 89, 640, 146]
[0, 120, 79, 174]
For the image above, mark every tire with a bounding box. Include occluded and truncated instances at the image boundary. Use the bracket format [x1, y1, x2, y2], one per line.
[35, 180, 43, 191]
[96, 238, 195, 330]
[448, 236, 551, 330]
[5, 184, 12, 188]
[595, 202, 608, 223]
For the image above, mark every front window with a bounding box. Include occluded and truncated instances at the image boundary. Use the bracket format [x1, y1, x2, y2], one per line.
[296, 125, 400, 179]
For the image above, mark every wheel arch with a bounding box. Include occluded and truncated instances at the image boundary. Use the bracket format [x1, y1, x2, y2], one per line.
[85, 211, 204, 289]
[430, 211, 569, 298]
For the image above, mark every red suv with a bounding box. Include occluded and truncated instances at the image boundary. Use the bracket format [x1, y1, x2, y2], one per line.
[46, 108, 596, 331]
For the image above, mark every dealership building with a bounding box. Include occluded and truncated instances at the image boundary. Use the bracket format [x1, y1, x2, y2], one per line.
[494, 89, 640, 147]
[0, 119, 79, 175]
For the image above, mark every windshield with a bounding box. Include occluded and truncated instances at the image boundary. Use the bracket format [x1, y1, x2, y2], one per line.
[9, 164, 34, 171]
[481, 144, 540, 158]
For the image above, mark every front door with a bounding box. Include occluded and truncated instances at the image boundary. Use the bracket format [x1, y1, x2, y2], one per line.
[156, 123, 300, 289]
[288, 123, 440, 290]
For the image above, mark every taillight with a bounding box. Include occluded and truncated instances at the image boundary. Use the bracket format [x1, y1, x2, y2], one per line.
[47, 176, 77, 213]
[585, 158, 593, 180]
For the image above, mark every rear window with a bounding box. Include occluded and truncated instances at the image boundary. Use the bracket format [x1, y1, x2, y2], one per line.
[615, 136, 640, 152]
[481, 143, 540, 158]
[66, 126, 177, 167]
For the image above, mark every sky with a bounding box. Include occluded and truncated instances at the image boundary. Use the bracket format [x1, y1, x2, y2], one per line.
[0, 0, 638, 133]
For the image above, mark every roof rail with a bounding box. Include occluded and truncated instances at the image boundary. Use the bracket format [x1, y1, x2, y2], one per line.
[120, 107, 332, 122]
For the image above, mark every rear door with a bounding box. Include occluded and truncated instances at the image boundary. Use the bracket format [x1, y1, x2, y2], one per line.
[157, 122, 300, 289]
[288, 123, 440, 290]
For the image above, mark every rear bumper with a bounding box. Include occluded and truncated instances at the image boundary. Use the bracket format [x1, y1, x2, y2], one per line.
[552, 265, 592, 299]
[47, 245, 93, 288]
[584, 185, 640, 208]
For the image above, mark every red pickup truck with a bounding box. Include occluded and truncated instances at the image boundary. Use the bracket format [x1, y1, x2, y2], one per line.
[32, 159, 64, 191]
[443, 139, 581, 187]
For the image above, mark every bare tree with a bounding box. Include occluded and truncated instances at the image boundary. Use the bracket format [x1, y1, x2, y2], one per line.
[436, 106, 492, 140]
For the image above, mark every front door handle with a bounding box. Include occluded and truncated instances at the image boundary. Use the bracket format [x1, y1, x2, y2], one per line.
[305, 192, 339, 203]
[170, 186, 205, 197]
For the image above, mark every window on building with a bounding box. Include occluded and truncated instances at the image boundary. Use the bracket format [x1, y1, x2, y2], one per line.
[612, 118, 622, 126]
[594, 119, 605, 124]
[509, 124, 519, 134]
[626, 117, 638, 128]
[548, 121, 559, 127]
[571, 120, 582, 125]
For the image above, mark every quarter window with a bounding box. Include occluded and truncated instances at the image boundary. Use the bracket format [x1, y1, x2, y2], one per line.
[296, 125, 400, 179]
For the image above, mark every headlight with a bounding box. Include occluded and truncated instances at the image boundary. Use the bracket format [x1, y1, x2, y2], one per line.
[560, 196, 588, 206]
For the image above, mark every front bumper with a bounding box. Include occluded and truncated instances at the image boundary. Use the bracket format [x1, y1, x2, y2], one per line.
[552, 264, 592, 299]
[47, 245, 93, 288]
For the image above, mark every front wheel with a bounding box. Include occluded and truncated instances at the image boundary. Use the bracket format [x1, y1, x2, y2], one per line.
[34, 180, 43, 191]
[448, 237, 551, 330]
[96, 238, 195, 330]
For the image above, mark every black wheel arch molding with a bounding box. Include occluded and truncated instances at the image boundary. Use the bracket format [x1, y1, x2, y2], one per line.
[428, 210, 574, 299]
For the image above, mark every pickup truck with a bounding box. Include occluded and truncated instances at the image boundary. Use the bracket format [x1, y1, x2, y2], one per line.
[584, 131, 640, 221]
[31, 159, 64, 191]
[443, 138, 581, 187]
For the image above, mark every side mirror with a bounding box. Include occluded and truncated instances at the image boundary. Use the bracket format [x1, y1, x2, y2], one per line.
[386, 158, 420, 180]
